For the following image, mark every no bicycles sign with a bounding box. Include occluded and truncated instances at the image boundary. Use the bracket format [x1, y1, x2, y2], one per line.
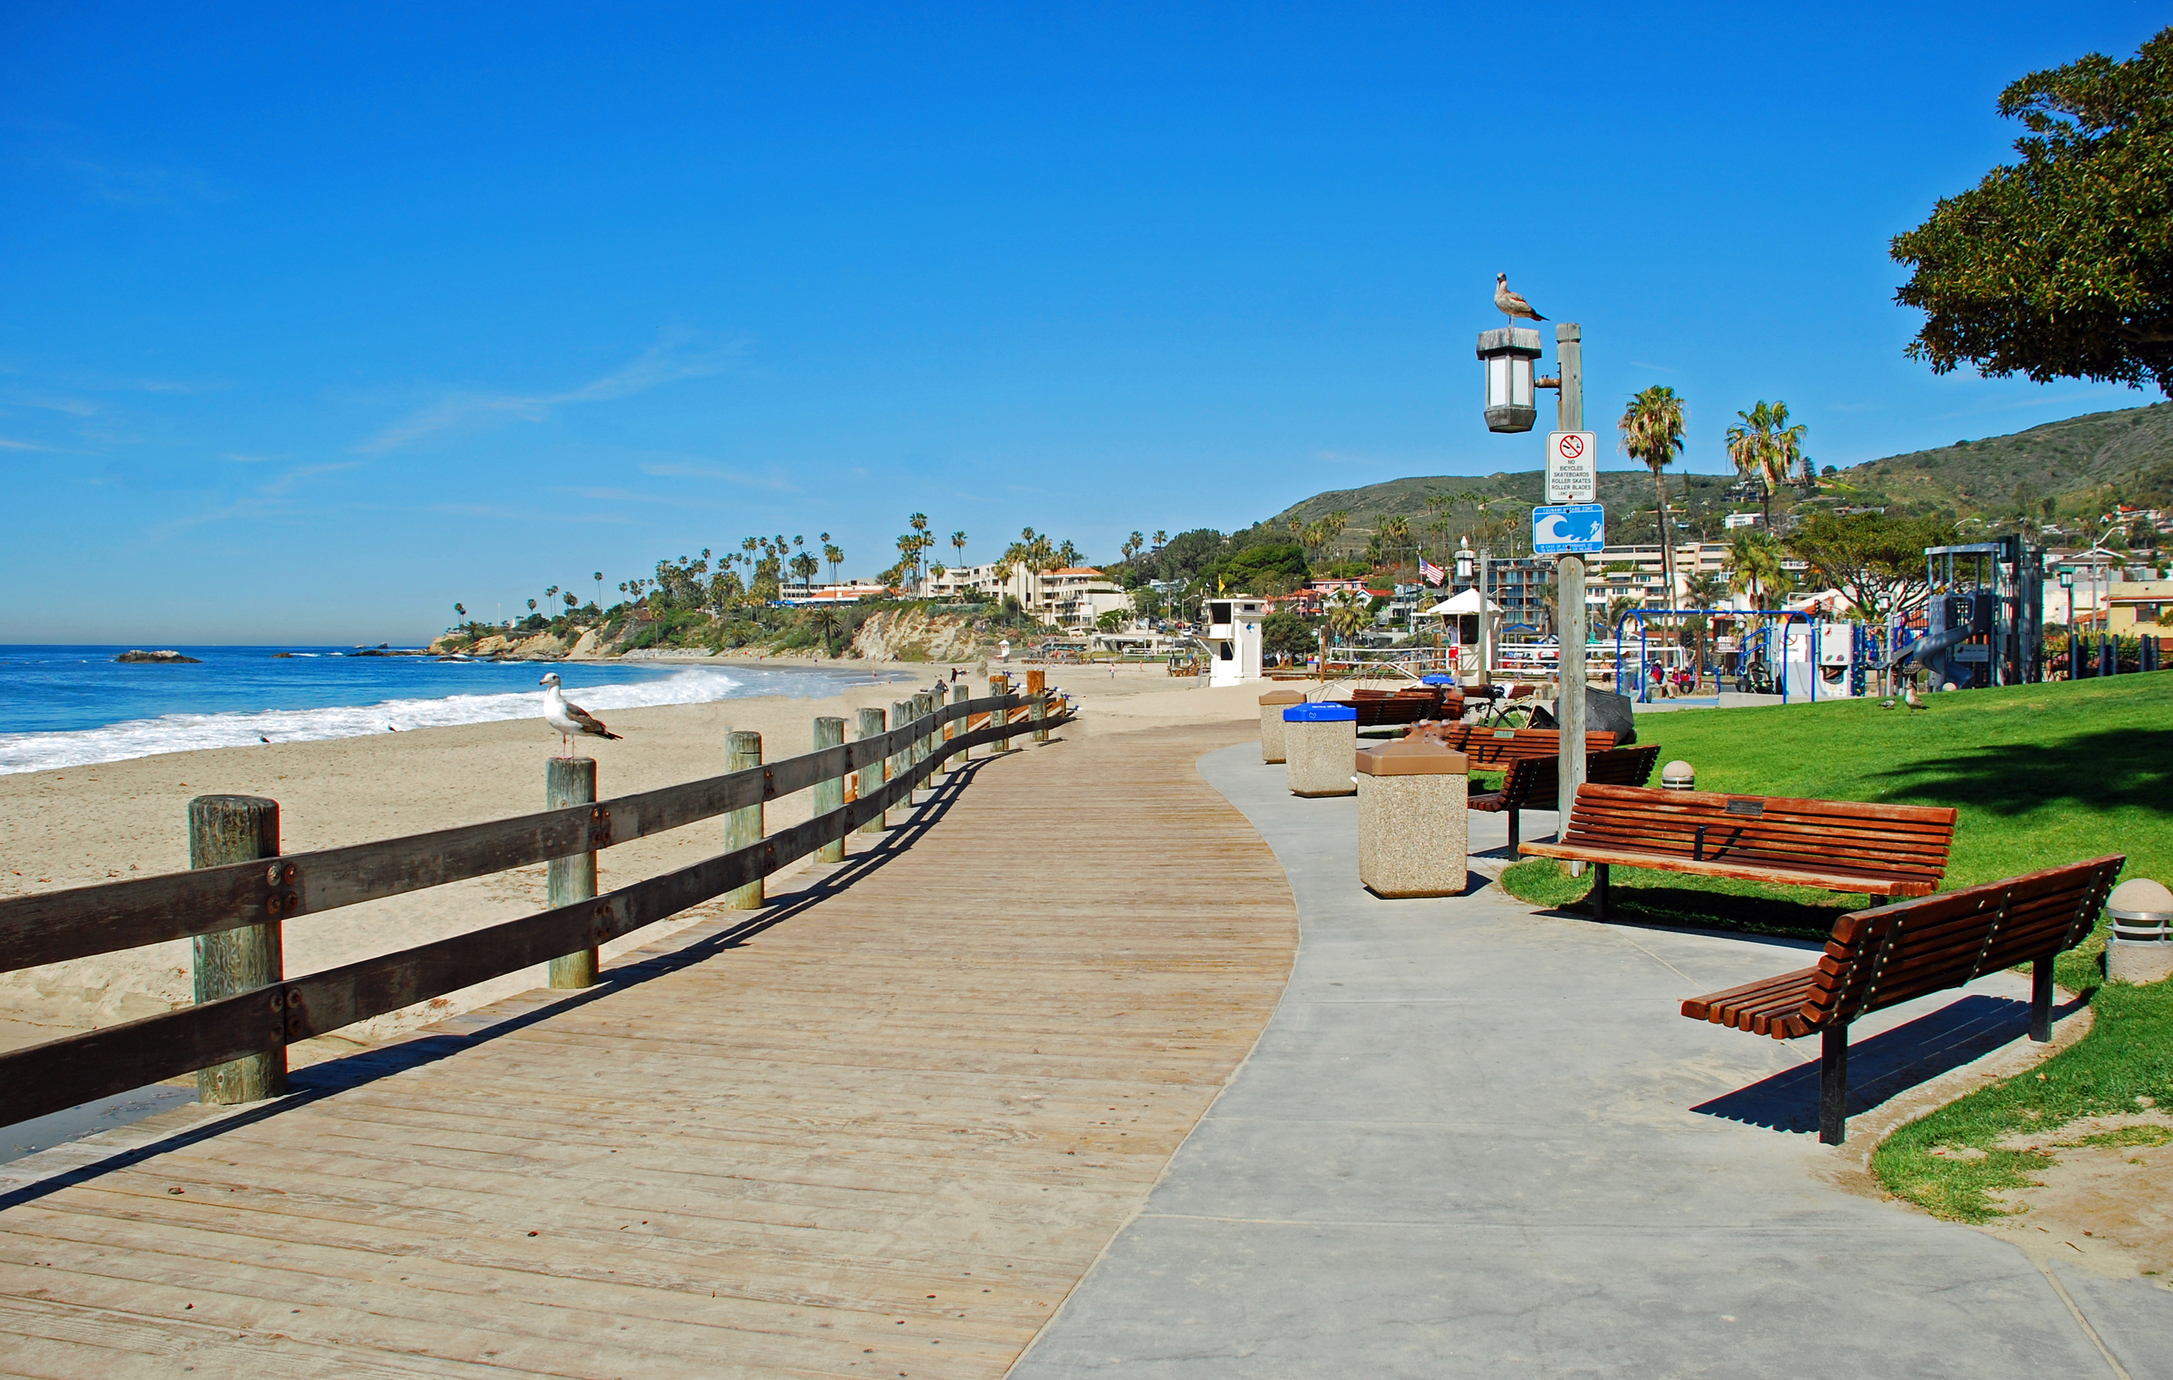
[1546, 431, 1598, 503]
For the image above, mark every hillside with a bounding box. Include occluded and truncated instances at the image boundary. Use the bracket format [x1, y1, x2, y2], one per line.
[1827, 401, 2173, 524]
[1262, 402, 2173, 548]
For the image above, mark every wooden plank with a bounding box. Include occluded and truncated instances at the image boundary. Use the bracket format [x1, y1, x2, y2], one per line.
[0, 718, 1292, 1379]
[0, 708, 1070, 1128]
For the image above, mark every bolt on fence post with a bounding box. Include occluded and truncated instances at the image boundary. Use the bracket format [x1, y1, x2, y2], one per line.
[814, 716, 847, 863]
[991, 674, 1011, 751]
[726, 730, 764, 909]
[858, 707, 887, 834]
[189, 794, 286, 1105]
[545, 757, 600, 988]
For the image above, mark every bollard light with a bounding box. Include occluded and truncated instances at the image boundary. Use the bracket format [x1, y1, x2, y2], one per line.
[1661, 760, 1695, 792]
[1476, 327, 1543, 433]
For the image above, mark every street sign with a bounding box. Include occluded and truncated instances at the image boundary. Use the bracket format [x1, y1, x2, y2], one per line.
[1546, 431, 1598, 503]
[1533, 503, 1605, 555]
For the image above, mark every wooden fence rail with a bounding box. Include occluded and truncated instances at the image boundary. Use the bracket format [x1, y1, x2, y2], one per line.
[0, 692, 1066, 1129]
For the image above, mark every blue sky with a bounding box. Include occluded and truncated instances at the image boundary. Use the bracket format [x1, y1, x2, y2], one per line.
[1, 3, 2164, 643]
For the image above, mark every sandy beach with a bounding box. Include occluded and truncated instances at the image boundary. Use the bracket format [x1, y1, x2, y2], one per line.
[0, 660, 1266, 1056]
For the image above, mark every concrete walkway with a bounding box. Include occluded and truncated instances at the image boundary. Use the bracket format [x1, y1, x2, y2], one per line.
[1012, 743, 2171, 1378]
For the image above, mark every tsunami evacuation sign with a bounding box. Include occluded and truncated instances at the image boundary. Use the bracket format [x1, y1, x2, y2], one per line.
[1546, 431, 1598, 503]
[1533, 503, 1605, 555]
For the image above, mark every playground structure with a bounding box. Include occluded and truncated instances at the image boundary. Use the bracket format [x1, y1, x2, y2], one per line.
[1611, 608, 1875, 705]
[1901, 536, 2045, 689]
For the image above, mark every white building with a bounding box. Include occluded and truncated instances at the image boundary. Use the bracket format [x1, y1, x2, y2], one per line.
[923, 563, 1132, 632]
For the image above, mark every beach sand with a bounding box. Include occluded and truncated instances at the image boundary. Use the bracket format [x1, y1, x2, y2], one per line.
[0, 660, 1265, 1056]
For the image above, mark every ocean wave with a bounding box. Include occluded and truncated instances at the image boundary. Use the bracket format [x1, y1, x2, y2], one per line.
[0, 668, 749, 774]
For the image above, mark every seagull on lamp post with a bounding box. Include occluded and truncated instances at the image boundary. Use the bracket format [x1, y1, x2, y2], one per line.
[1494, 273, 1546, 325]
[539, 672, 622, 756]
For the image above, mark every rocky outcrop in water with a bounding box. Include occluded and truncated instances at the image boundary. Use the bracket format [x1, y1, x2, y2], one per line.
[113, 649, 202, 664]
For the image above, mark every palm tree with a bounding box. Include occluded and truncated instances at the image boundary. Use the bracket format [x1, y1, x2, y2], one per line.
[1728, 530, 1785, 609]
[1619, 385, 1687, 618]
[1122, 531, 1143, 563]
[790, 550, 820, 596]
[1768, 402, 1810, 496]
[1380, 515, 1412, 574]
[1724, 401, 1775, 525]
[823, 541, 844, 584]
[593, 572, 603, 609]
[1684, 571, 1725, 686]
[950, 530, 968, 570]
[1153, 530, 1167, 548]
[1055, 538, 1080, 569]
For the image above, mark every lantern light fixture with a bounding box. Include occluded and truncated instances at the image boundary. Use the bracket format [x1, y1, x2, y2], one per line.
[1475, 326, 1543, 433]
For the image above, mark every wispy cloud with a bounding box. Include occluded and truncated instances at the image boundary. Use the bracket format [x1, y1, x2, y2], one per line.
[49, 154, 221, 209]
[151, 462, 362, 534]
[1628, 361, 1680, 374]
[0, 436, 55, 451]
[636, 461, 797, 491]
[428, 503, 632, 525]
[0, 391, 97, 417]
[1933, 385, 2145, 422]
[358, 327, 744, 453]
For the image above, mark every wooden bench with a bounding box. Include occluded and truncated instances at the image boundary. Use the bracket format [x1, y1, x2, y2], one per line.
[1347, 687, 1464, 728]
[1470, 745, 1660, 851]
[1447, 725, 1620, 769]
[1519, 785, 1958, 919]
[1682, 856, 2123, 1143]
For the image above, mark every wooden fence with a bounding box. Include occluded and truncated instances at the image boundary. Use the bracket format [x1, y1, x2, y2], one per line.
[0, 689, 1066, 1130]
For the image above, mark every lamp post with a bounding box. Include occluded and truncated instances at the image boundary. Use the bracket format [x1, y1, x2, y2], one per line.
[2059, 566, 2075, 677]
[1477, 317, 1585, 829]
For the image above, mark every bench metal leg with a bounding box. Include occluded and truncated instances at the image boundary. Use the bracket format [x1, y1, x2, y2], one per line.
[1507, 809, 1520, 854]
[1591, 863, 1608, 922]
[2030, 958, 2055, 1042]
[1819, 1026, 1849, 1146]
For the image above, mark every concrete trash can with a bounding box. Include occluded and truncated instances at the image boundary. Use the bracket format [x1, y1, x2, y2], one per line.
[2106, 877, 2173, 985]
[1356, 735, 1470, 897]
[1284, 702, 1358, 797]
[1260, 688, 1306, 763]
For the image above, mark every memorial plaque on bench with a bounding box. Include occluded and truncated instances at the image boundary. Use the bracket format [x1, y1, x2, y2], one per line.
[1725, 799, 1763, 817]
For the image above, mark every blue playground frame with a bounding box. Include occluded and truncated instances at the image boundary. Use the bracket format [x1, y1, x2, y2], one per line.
[1611, 608, 1825, 705]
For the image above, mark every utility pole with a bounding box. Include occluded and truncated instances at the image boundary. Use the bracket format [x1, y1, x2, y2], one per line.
[1554, 323, 1586, 834]
[1477, 548, 1493, 689]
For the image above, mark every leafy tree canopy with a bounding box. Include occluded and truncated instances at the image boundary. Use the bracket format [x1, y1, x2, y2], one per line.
[1892, 29, 2173, 392]
[1218, 542, 1309, 587]
[1786, 512, 1957, 624]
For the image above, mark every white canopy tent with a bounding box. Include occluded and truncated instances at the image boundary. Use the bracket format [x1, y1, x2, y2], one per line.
[1421, 588, 1504, 617]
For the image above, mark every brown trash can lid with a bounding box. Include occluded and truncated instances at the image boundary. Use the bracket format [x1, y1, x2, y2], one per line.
[1259, 689, 1307, 705]
[1356, 738, 1469, 776]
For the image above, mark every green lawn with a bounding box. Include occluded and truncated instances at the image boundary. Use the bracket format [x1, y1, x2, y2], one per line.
[1496, 671, 2173, 1220]
[1500, 671, 2173, 985]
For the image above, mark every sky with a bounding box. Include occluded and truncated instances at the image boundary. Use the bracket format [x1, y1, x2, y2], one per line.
[1, 2, 2166, 643]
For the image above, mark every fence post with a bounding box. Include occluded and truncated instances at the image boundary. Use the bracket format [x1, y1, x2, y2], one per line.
[951, 682, 971, 759]
[991, 674, 1011, 751]
[893, 698, 915, 810]
[814, 716, 847, 862]
[545, 758, 600, 988]
[726, 730, 764, 909]
[858, 707, 887, 834]
[908, 691, 930, 799]
[189, 795, 285, 1105]
[1032, 689, 1049, 743]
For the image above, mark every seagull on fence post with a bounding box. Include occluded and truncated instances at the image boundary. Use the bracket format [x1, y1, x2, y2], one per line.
[539, 671, 622, 756]
[1494, 273, 1546, 325]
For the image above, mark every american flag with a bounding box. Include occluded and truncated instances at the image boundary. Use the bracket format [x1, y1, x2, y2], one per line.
[1420, 558, 1445, 586]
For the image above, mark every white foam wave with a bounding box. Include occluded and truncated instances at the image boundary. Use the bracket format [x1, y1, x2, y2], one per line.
[0, 668, 747, 775]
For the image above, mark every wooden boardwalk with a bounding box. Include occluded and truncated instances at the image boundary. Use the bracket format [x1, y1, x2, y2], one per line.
[0, 721, 1295, 1379]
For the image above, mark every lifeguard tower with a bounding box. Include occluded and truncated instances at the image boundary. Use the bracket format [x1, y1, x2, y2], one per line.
[1202, 596, 1265, 686]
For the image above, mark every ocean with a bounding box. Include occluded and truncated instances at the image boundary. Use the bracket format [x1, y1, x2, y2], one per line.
[0, 646, 913, 775]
